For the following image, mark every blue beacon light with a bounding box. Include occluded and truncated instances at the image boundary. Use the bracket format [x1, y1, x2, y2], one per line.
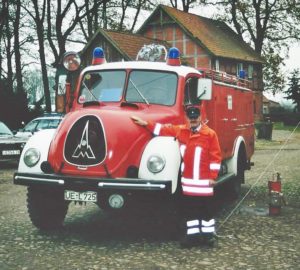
[92, 47, 106, 65]
[167, 47, 181, 66]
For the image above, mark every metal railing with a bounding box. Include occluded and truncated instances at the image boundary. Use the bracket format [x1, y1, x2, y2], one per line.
[199, 68, 251, 89]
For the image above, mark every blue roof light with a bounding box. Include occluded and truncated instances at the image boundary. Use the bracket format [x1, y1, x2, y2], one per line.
[93, 47, 104, 58]
[92, 47, 106, 65]
[167, 47, 181, 66]
[168, 47, 180, 59]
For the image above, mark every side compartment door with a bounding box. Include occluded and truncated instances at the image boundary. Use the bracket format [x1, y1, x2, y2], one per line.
[214, 84, 233, 159]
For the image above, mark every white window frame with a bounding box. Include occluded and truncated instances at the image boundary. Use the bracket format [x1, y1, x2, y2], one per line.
[237, 63, 243, 76]
[248, 64, 253, 79]
[215, 59, 220, 71]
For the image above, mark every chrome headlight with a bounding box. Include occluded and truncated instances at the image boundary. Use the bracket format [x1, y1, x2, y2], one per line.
[147, 154, 166, 173]
[24, 148, 40, 167]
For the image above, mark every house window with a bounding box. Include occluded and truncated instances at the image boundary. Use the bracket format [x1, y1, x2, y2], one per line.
[248, 64, 253, 79]
[237, 63, 243, 76]
[263, 105, 269, 114]
[215, 59, 220, 71]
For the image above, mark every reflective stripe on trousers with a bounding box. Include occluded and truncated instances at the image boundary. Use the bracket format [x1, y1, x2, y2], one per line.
[186, 219, 215, 235]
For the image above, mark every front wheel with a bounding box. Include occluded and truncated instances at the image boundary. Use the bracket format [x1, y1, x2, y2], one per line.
[27, 186, 69, 230]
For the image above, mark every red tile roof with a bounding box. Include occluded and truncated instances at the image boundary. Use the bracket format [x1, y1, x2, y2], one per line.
[82, 29, 169, 60]
[138, 5, 264, 63]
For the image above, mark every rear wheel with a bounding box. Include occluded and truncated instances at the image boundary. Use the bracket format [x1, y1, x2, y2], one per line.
[226, 149, 246, 200]
[27, 186, 69, 230]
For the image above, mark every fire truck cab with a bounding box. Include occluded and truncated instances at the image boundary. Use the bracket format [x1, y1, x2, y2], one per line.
[14, 47, 254, 230]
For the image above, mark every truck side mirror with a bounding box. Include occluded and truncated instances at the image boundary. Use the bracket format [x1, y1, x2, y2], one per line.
[56, 75, 67, 113]
[197, 78, 212, 100]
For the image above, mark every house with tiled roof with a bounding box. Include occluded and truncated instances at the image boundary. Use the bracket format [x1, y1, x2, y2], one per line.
[263, 95, 281, 114]
[137, 5, 264, 119]
[80, 28, 169, 65]
[81, 4, 264, 119]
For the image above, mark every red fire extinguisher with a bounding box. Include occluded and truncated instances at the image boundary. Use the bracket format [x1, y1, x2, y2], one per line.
[268, 173, 284, 216]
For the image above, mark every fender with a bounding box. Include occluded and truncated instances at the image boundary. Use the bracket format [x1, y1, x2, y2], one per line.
[225, 136, 245, 176]
[139, 136, 181, 194]
[18, 129, 56, 173]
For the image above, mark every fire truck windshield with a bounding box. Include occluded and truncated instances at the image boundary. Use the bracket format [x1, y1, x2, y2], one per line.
[78, 70, 177, 106]
[126, 71, 177, 106]
[79, 71, 126, 103]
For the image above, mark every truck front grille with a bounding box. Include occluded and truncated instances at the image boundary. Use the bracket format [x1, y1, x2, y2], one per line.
[64, 115, 106, 166]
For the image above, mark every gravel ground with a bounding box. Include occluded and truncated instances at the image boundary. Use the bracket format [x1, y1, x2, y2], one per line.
[0, 129, 299, 270]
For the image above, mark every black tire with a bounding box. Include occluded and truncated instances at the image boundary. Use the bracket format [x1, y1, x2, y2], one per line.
[27, 186, 69, 230]
[226, 150, 245, 200]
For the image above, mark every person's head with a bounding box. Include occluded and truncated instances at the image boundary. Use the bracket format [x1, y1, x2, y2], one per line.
[185, 106, 201, 131]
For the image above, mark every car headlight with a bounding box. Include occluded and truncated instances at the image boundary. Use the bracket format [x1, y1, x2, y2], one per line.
[147, 154, 166, 173]
[24, 148, 40, 167]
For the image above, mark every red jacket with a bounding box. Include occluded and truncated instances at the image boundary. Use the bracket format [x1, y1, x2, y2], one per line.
[148, 122, 221, 196]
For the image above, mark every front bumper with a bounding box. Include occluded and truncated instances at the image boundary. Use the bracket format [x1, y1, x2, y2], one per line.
[13, 172, 172, 194]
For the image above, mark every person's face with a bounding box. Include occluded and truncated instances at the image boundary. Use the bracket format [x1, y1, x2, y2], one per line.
[186, 115, 201, 129]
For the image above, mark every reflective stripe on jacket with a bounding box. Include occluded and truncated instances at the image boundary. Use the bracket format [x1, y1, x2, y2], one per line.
[148, 122, 221, 196]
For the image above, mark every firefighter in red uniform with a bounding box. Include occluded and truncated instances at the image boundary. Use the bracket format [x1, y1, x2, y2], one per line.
[131, 105, 221, 247]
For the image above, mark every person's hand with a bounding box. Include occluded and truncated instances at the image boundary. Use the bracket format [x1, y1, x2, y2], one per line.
[209, 179, 217, 186]
[131, 116, 148, 126]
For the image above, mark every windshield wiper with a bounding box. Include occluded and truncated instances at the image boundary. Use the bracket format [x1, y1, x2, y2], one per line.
[82, 81, 98, 102]
[129, 79, 149, 105]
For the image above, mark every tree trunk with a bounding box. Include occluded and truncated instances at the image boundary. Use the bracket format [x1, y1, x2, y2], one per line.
[5, 16, 13, 94]
[32, 0, 51, 112]
[37, 34, 51, 112]
[14, 0, 24, 95]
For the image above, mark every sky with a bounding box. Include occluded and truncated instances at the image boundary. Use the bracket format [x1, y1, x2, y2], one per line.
[265, 44, 300, 106]
[285, 43, 300, 73]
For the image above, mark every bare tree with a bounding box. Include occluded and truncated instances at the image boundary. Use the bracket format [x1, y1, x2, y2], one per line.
[23, 0, 51, 112]
[170, 0, 197, 12]
[0, 1, 9, 81]
[3, 4, 13, 94]
[0, 0, 8, 38]
[129, 0, 155, 32]
[14, 0, 24, 95]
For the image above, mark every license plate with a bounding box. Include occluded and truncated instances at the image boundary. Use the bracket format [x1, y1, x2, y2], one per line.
[64, 190, 97, 202]
[2, 150, 20, 156]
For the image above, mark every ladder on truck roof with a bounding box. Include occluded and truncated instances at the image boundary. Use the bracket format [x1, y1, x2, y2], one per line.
[199, 68, 252, 91]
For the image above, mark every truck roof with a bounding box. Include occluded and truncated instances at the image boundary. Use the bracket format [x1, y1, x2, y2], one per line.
[82, 61, 200, 77]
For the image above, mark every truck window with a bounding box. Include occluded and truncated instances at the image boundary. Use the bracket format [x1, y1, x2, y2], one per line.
[184, 77, 199, 105]
[126, 71, 177, 105]
[79, 71, 126, 103]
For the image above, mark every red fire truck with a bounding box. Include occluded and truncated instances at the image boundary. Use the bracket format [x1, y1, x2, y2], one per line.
[14, 47, 254, 230]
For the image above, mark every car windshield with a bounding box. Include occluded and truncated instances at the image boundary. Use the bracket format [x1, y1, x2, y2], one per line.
[23, 120, 39, 132]
[36, 119, 61, 131]
[126, 71, 177, 105]
[0, 122, 13, 136]
[23, 118, 61, 133]
[79, 71, 126, 103]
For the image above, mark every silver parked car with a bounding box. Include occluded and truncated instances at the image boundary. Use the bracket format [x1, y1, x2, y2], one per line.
[0, 121, 27, 162]
[15, 113, 64, 139]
